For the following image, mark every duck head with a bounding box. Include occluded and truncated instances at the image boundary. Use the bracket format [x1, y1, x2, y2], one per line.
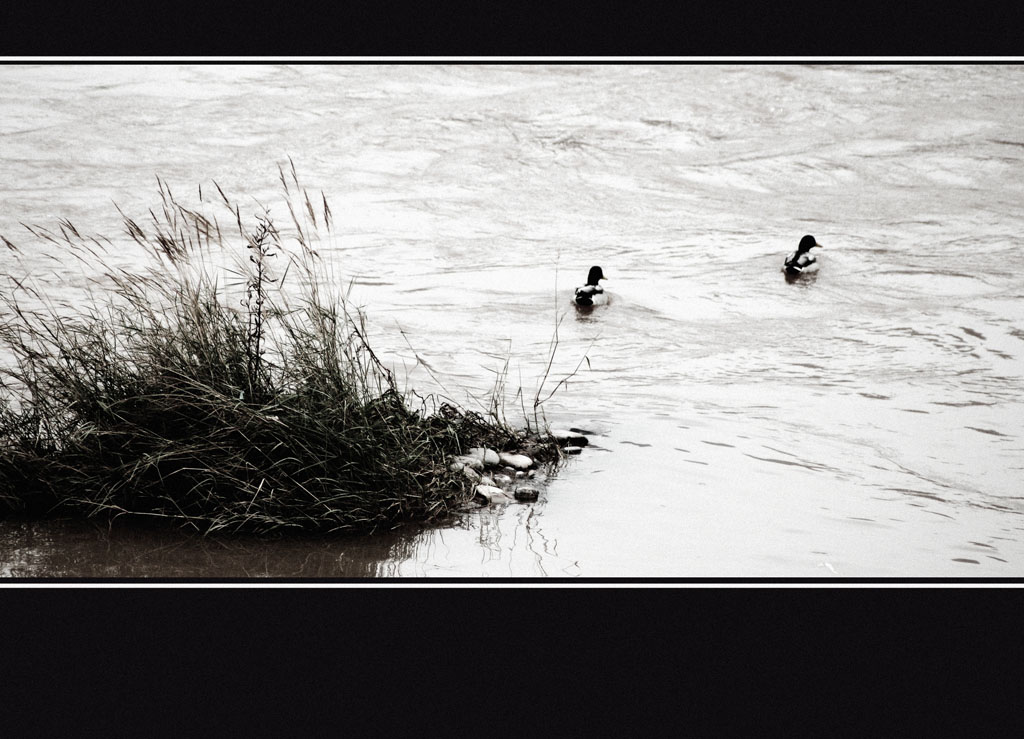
[797, 235, 822, 253]
[586, 265, 606, 286]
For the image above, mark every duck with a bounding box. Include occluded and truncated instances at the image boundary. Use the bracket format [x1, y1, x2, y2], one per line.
[782, 235, 823, 276]
[574, 266, 608, 307]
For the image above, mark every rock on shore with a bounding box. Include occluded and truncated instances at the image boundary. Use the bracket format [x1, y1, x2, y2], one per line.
[513, 486, 540, 502]
[468, 447, 501, 467]
[453, 429, 594, 507]
[549, 429, 590, 447]
[474, 484, 514, 504]
[498, 452, 532, 470]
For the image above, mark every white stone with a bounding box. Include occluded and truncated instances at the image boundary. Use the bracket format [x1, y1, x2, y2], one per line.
[564, 445, 583, 455]
[498, 452, 533, 470]
[455, 454, 484, 471]
[549, 429, 589, 446]
[463, 467, 481, 483]
[449, 461, 465, 473]
[469, 447, 501, 467]
[479, 475, 496, 487]
[492, 473, 513, 486]
[475, 484, 513, 504]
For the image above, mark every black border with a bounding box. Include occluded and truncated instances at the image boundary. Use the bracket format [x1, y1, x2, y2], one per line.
[5, 585, 1023, 731]
[2, 1, 1023, 57]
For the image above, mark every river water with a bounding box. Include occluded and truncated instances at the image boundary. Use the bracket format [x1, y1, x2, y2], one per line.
[2, 63, 1023, 578]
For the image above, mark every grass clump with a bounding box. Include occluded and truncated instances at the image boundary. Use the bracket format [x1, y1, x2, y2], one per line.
[0, 169, 560, 535]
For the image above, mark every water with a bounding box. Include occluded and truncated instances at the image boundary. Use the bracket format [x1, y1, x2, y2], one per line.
[2, 63, 1023, 577]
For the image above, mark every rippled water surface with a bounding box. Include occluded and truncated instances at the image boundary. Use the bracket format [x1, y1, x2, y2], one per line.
[2, 63, 1023, 577]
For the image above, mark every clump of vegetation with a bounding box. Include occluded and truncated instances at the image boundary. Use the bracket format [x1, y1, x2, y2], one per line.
[0, 166, 561, 535]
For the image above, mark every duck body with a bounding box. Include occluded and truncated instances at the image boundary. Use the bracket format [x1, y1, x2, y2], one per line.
[783, 252, 819, 276]
[574, 284, 607, 307]
[782, 235, 822, 277]
[574, 266, 608, 307]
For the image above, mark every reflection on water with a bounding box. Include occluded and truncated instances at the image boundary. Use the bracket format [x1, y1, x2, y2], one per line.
[0, 515, 440, 578]
[0, 499, 567, 578]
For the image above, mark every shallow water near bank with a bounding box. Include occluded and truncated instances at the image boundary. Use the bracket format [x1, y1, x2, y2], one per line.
[2, 63, 1024, 577]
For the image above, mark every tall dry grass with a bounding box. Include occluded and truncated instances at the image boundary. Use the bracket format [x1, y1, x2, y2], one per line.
[0, 166, 559, 534]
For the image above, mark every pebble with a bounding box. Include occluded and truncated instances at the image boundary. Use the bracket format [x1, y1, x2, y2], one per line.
[475, 484, 513, 505]
[463, 467, 481, 483]
[564, 445, 583, 455]
[492, 473, 513, 486]
[498, 452, 533, 470]
[549, 429, 589, 447]
[514, 486, 540, 502]
[469, 447, 501, 467]
[455, 454, 484, 472]
[479, 475, 496, 487]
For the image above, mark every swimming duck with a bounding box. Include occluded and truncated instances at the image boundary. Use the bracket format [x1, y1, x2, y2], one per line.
[574, 266, 608, 307]
[783, 235, 823, 276]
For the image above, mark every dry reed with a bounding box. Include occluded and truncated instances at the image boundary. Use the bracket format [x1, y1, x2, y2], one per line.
[0, 168, 561, 535]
